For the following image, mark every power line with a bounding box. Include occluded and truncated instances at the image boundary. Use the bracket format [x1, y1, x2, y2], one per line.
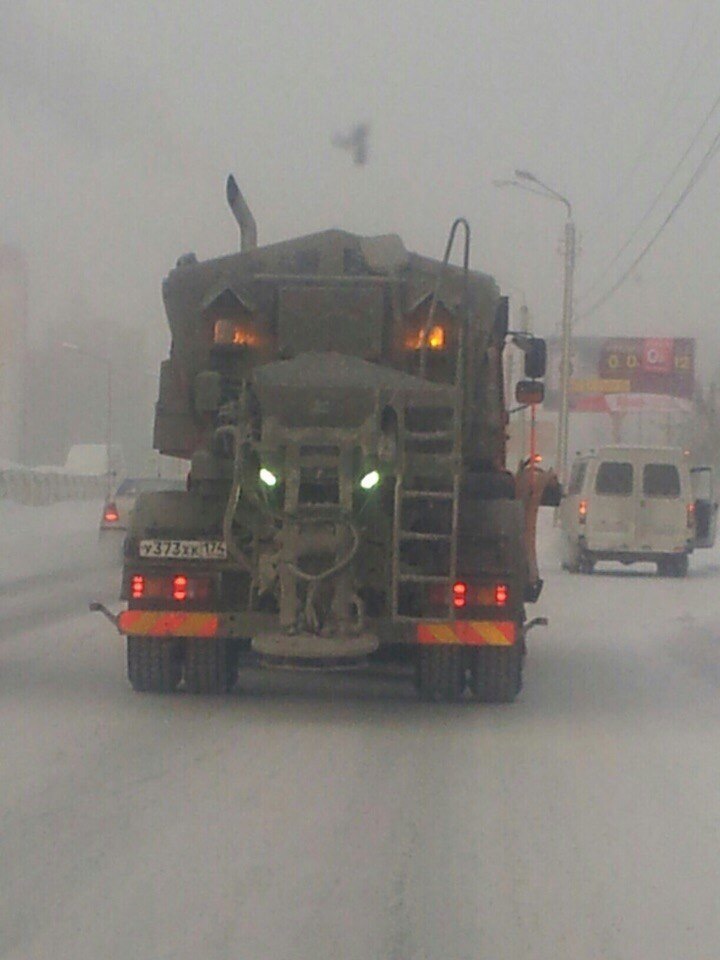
[577, 125, 720, 322]
[579, 84, 720, 302]
[589, 8, 715, 235]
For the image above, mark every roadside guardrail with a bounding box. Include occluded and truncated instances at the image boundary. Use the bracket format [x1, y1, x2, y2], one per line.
[0, 468, 106, 505]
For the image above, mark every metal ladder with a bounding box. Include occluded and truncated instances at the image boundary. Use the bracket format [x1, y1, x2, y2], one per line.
[390, 217, 470, 623]
[391, 401, 461, 621]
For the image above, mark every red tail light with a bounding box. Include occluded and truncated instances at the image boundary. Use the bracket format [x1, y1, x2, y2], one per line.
[578, 499, 588, 523]
[128, 574, 211, 603]
[104, 502, 119, 523]
[131, 575, 145, 599]
[452, 581, 467, 608]
[687, 502, 696, 529]
[173, 575, 188, 602]
[494, 583, 509, 606]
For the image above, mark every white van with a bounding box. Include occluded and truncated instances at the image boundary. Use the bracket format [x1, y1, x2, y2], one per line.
[559, 446, 716, 576]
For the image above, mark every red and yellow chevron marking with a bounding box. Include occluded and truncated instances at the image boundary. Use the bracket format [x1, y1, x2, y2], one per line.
[117, 610, 219, 638]
[416, 620, 516, 646]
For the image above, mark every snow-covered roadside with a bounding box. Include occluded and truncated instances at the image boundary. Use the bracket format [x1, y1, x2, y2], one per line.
[534, 504, 720, 715]
[0, 499, 114, 586]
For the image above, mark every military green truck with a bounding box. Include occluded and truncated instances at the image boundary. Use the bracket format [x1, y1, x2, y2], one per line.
[95, 179, 556, 702]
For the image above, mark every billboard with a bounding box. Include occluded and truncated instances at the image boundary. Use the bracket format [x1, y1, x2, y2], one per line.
[545, 336, 695, 413]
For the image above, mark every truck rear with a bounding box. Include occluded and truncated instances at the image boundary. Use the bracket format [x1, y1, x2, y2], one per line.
[104, 186, 554, 701]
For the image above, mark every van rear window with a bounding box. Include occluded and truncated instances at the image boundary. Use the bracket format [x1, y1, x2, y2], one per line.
[568, 460, 588, 495]
[643, 463, 680, 497]
[595, 461, 633, 495]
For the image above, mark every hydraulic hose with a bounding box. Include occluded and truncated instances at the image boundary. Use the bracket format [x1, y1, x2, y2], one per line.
[220, 424, 252, 572]
[217, 419, 361, 587]
[285, 519, 361, 583]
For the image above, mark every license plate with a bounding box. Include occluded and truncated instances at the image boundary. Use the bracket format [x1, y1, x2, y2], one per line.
[138, 539, 227, 560]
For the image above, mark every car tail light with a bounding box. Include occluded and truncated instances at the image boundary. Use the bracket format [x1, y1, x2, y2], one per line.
[687, 502, 696, 528]
[131, 575, 145, 599]
[173, 575, 188, 602]
[578, 499, 588, 523]
[494, 583, 509, 606]
[452, 582, 467, 608]
[104, 502, 119, 523]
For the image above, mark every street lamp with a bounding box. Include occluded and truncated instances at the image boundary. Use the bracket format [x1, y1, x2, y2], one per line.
[61, 342, 114, 495]
[494, 171, 576, 483]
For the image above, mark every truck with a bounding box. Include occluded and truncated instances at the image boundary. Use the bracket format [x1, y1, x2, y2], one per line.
[94, 179, 557, 702]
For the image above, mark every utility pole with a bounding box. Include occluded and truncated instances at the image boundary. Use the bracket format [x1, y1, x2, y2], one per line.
[106, 359, 113, 494]
[557, 214, 576, 485]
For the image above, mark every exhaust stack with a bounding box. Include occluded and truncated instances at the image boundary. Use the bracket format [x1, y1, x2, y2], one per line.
[226, 174, 257, 252]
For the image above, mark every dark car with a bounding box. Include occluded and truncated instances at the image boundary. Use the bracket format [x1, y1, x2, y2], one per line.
[100, 476, 187, 540]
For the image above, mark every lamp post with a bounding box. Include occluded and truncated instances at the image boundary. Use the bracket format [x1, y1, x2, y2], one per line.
[61, 342, 114, 495]
[494, 171, 576, 483]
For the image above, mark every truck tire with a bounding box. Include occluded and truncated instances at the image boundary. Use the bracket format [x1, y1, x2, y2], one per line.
[565, 540, 581, 573]
[127, 636, 183, 693]
[469, 645, 522, 703]
[415, 646, 465, 702]
[658, 554, 688, 578]
[669, 554, 689, 578]
[184, 639, 236, 694]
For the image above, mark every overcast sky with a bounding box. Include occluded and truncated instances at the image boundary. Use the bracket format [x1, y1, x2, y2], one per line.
[2, 0, 719, 372]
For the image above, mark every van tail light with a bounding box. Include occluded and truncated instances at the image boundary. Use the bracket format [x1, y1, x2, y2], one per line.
[578, 500, 588, 524]
[687, 502, 696, 529]
[494, 583, 509, 606]
[104, 502, 119, 523]
[452, 582, 467, 608]
[131, 575, 145, 599]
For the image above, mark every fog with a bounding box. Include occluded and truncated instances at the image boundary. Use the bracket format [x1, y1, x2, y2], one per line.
[2, 0, 720, 464]
[3, 8, 720, 956]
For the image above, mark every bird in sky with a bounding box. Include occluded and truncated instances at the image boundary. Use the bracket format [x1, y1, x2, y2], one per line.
[331, 123, 370, 165]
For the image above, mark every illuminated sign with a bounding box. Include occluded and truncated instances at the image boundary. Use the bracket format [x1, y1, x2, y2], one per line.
[545, 337, 695, 412]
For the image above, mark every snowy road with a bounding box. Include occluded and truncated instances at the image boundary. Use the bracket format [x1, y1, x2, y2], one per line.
[1, 506, 719, 960]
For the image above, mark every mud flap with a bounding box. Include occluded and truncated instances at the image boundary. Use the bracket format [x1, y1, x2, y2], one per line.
[515, 464, 560, 589]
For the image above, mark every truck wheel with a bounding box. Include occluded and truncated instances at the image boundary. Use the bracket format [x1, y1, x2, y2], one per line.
[658, 555, 688, 577]
[671, 554, 689, 578]
[469, 645, 522, 703]
[415, 646, 465, 702]
[127, 636, 183, 693]
[184, 639, 236, 694]
[565, 541, 581, 573]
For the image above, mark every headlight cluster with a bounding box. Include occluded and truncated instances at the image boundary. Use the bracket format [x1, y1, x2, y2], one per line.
[258, 468, 380, 490]
[259, 468, 277, 487]
[359, 470, 380, 490]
